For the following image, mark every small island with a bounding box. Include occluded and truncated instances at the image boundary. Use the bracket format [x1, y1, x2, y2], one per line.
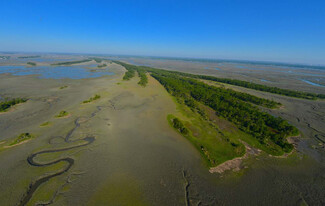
[55, 110, 70, 118]
[82, 94, 101, 104]
[59, 85, 68, 90]
[27, 62, 37, 66]
[97, 63, 107, 68]
[9, 133, 33, 146]
[0, 98, 27, 113]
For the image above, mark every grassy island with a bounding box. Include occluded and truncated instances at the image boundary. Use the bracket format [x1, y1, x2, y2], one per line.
[97, 64, 107, 68]
[82, 94, 101, 103]
[114, 61, 148, 86]
[9, 133, 33, 146]
[172, 117, 189, 135]
[27, 62, 37, 66]
[55, 110, 69, 118]
[40, 121, 51, 127]
[59, 85, 68, 89]
[51, 59, 92, 66]
[0, 98, 27, 112]
[92, 58, 104, 63]
[18, 56, 40, 59]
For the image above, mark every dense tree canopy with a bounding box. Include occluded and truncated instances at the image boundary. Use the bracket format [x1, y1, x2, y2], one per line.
[142, 66, 325, 100]
[114, 61, 301, 153]
[150, 71, 296, 153]
[114, 61, 148, 86]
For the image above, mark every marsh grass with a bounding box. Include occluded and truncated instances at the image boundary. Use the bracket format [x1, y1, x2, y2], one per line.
[40, 121, 51, 127]
[59, 85, 68, 89]
[51, 59, 92, 66]
[82, 94, 101, 104]
[0, 98, 27, 112]
[55, 111, 69, 118]
[167, 98, 247, 167]
[18, 56, 40, 59]
[9, 133, 33, 146]
[27, 62, 37, 66]
[97, 64, 107, 68]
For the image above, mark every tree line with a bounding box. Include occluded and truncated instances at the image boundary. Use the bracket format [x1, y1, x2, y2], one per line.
[114, 61, 148, 86]
[142, 66, 325, 100]
[111, 61, 303, 153]
[150, 71, 297, 153]
[51, 59, 92, 66]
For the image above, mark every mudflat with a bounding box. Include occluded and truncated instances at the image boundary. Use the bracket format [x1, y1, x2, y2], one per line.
[0, 57, 324, 206]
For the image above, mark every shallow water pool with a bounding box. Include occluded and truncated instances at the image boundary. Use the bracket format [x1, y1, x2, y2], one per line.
[0, 65, 114, 79]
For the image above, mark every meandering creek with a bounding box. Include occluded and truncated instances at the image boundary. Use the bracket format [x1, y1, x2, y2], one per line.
[18, 106, 104, 206]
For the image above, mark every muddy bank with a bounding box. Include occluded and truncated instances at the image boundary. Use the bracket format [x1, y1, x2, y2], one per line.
[209, 141, 261, 174]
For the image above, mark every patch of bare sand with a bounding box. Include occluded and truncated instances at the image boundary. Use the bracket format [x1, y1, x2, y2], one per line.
[209, 141, 261, 174]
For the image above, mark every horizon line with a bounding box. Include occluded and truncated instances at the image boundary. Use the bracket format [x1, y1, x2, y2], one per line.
[1, 50, 325, 68]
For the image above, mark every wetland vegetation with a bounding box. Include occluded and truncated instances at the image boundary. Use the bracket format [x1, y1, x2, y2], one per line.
[115, 62, 299, 163]
[9, 133, 33, 146]
[2, 0, 325, 204]
[129, 65, 325, 100]
[0, 56, 10, 60]
[91, 57, 104, 63]
[97, 63, 107, 68]
[55, 110, 69, 118]
[115, 61, 148, 86]
[18, 56, 40, 59]
[198, 75, 325, 100]
[51, 59, 92, 66]
[59, 85, 68, 89]
[0, 98, 27, 112]
[40, 121, 51, 127]
[1, 55, 324, 206]
[82, 94, 101, 103]
[27, 62, 36, 66]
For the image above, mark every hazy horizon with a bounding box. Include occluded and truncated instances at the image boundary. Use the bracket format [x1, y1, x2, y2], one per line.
[2, 50, 325, 67]
[1, 0, 324, 65]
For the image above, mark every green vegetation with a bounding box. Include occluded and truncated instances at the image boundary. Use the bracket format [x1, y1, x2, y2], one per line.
[55, 110, 69, 118]
[18, 56, 40, 59]
[0, 98, 27, 112]
[97, 63, 107, 68]
[112, 61, 298, 156]
[172, 117, 189, 134]
[40, 121, 51, 127]
[82, 94, 101, 103]
[137, 68, 148, 86]
[151, 71, 296, 154]
[92, 58, 104, 63]
[9, 133, 33, 146]
[51, 59, 92, 66]
[0, 56, 10, 60]
[59, 85, 68, 89]
[143, 67, 325, 100]
[197, 76, 325, 100]
[27, 62, 36, 66]
[167, 107, 246, 166]
[119, 62, 136, 80]
[113, 61, 148, 86]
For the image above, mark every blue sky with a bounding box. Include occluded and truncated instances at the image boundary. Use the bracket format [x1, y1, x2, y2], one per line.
[1, 0, 324, 64]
